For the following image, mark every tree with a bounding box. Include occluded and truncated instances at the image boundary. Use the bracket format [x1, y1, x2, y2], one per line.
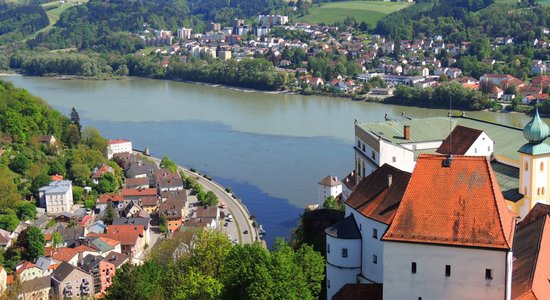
[199, 191, 219, 207]
[323, 196, 342, 210]
[9, 154, 31, 174]
[84, 198, 96, 209]
[63, 124, 81, 148]
[97, 172, 118, 193]
[103, 204, 117, 225]
[16, 202, 36, 221]
[171, 269, 223, 300]
[70, 107, 82, 134]
[0, 213, 20, 232]
[159, 215, 168, 233]
[18, 226, 45, 261]
[189, 230, 233, 278]
[82, 127, 108, 152]
[30, 173, 51, 195]
[160, 156, 178, 173]
[52, 231, 63, 248]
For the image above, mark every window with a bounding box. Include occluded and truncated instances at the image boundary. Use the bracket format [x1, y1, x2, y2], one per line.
[359, 223, 362, 231]
[327, 244, 330, 253]
[371, 151, 376, 159]
[362, 144, 365, 152]
[485, 269, 493, 280]
[445, 265, 451, 277]
[525, 162, 529, 171]
[474, 148, 478, 154]
[411, 262, 417, 274]
[357, 140, 360, 147]
[372, 255, 377, 264]
[372, 228, 378, 239]
[327, 280, 330, 289]
[392, 156, 396, 163]
[541, 162, 545, 171]
[488, 146, 491, 151]
[342, 248, 348, 258]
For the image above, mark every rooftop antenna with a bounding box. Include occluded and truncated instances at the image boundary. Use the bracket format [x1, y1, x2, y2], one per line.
[443, 95, 453, 167]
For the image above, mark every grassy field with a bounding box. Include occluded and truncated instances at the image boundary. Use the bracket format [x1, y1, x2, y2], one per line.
[297, 1, 412, 27]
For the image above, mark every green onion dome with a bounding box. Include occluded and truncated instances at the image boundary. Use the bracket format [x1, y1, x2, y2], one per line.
[524, 107, 550, 144]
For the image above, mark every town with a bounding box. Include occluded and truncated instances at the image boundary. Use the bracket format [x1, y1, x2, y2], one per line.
[137, 14, 550, 109]
[0, 135, 259, 299]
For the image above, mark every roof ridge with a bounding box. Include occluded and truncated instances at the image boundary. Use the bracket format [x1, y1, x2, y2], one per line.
[485, 157, 514, 249]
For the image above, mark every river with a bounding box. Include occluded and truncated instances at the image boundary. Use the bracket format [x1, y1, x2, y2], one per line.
[2, 75, 536, 246]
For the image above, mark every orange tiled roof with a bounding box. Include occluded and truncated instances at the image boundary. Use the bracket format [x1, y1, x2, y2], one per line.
[98, 193, 124, 204]
[121, 188, 158, 197]
[51, 247, 79, 262]
[15, 261, 39, 274]
[383, 154, 515, 249]
[99, 236, 121, 247]
[51, 175, 64, 181]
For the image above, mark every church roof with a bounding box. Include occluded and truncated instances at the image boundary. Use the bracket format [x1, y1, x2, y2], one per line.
[383, 155, 516, 250]
[523, 107, 549, 144]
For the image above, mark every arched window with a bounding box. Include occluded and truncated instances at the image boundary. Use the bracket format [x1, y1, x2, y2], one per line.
[537, 187, 541, 196]
[524, 187, 527, 195]
[541, 162, 545, 171]
[525, 162, 529, 171]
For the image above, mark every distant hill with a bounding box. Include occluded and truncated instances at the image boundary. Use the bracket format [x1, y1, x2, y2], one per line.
[0, 3, 49, 45]
[297, 1, 412, 27]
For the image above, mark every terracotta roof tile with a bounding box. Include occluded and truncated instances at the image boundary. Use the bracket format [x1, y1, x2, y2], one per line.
[346, 164, 411, 225]
[518, 203, 550, 230]
[383, 154, 515, 249]
[98, 193, 124, 204]
[512, 215, 550, 299]
[51, 247, 79, 262]
[436, 125, 484, 155]
[121, 188, 158, 198]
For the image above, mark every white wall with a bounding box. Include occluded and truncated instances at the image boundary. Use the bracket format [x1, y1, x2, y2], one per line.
[346, 206, 387, 284]
[379, 140, 416, 173]
[464, 132, 494, 158]
[383, 241, 511, 300]
[326, 235, 361, 300]
[107, 142, 132, 159]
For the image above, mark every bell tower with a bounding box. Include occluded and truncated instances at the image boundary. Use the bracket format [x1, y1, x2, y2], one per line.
[518, 106, 550, 218]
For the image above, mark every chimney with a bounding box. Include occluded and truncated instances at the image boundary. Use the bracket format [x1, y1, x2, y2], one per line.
[404, 125, 411, 140]
[387, 174, 393, 187]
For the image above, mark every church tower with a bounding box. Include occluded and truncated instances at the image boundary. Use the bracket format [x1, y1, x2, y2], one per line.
[518, 106, 550, 218]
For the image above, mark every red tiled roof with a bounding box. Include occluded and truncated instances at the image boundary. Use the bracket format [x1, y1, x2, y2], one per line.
[436, 125, 484, 156]
[51, 175, 64, 181]
[383, 155, 515, 249]
[51, 247, 79, 262]
[15, 261, 39, 274]
[121, 188, 157, 197]
[346, 164, 411, 225]
[91, 164, 114, 179]
[98, 193, 124, 204]
[109, 139, 129, 145]
[512, 215, 550, 299]
[98, 236, 121, 247]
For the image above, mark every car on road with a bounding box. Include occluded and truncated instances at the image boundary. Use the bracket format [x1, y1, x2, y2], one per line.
[243, 230, 248, 234]
[224, 222, 229, 227]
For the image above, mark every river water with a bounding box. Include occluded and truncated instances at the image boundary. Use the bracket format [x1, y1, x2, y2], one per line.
[2, 75, 535, 246]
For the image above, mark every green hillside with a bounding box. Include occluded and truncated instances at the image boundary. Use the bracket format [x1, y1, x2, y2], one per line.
[297, 1, 412, 27]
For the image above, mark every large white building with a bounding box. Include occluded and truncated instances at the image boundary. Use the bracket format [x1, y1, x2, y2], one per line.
[38, 180, 74, 214]
[107, 139, 132, 159]
[326, 155, 515, 300]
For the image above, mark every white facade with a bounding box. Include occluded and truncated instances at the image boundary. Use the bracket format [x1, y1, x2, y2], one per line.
[326, 234, 361, 300]
[519, 152, 550, 218]
[345, 207, 387, 284]
[383, 241, 512, 300]
[318, 177, 342, 203]
[38, 180, 74, 214]
[177, 27, 192, 40]
[107, 140, 132, 159]
[463, 132, 494, 158]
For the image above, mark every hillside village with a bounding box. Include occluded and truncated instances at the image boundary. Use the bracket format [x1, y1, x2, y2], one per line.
[141, 14, 550, 105]
[321, 108, 550, 299]
[0, 138, 237, 299]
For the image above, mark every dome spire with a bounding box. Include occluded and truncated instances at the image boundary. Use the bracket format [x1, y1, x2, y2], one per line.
[523, 101, 549, 144]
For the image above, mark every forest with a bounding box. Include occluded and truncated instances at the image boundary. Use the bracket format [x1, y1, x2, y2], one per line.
[375, 0, 550, 42]
[0, 4, 49, 45]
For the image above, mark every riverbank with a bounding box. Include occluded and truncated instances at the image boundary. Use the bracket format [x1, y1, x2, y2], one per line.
[133, 150, 261, 245]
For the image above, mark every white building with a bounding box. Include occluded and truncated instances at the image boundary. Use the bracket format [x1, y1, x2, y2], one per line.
[177, 27, 192, 40]
[38, 180, 74, 214]
[382, 155, 515, 300]
[325, 164, 411, 299]
[318, 176, 342, 203]
[107, 139, 132, 159]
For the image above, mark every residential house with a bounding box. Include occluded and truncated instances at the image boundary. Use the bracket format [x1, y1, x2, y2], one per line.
[51, 262, 94, 299]
[35, 256, 61, 276]
[318, 176, 342, 203]
[97, 224, 145, 258]
[87, 221, 107, 235]
[112, 217, 151, 245]
[80, 254, 116, 297]
[97, 193, 125, 212]
[124, 177, 149, 189]
[38, 135, 57, 146]
[121, 188, 158, 201]
[107, 139, 132, 159]
[125, 161, 158, 179]
[195, 206, 220, 228]
[153, 169, 184, 192]
[104, 252, 129, 269]
[122, 200, 144, 218]
[160, 199, 185, 233]
[91, 164, 114, 185]
[0, 229, 12, 248]
[139, 196, 159, 214]
[19, 275, 51, 300]
[38, 180, 74, 214]
[15, 261, 44, 282]
[160, 190, 189, 217]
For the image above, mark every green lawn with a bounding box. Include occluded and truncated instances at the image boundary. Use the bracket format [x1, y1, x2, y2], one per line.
[297, 1, 412, 27]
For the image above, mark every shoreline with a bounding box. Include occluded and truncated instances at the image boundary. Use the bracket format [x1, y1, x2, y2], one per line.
[2, 72, 535, 116]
